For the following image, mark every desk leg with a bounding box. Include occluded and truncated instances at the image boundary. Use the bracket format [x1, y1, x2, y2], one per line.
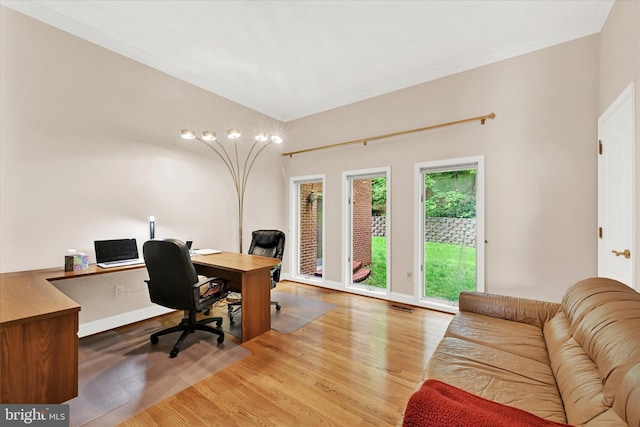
[240, 269, 271, 342]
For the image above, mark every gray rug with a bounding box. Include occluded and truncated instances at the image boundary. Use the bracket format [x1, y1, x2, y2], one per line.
[211, 292, 337, 338]
[67, 320, 250, 427]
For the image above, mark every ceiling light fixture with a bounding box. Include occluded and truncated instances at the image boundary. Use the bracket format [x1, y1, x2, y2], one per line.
[179, 127, 284, 252]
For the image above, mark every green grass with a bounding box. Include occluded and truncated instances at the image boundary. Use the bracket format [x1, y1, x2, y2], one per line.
[361, 236, 388, 288]
[425, 242, 476, 302]
[361, 237, 476, 303]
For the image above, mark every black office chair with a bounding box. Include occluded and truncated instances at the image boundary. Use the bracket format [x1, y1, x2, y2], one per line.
[228, 229, 285, 323]
[143, 238, 228, 358]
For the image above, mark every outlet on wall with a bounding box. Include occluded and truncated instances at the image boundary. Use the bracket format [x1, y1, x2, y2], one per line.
[115, 285, 125, 298]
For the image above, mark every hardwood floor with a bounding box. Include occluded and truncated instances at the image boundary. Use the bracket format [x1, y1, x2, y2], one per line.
[119, 281, 453, 426]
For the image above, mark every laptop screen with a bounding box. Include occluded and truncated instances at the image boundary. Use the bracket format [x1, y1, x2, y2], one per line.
[94, 238, 139, 263]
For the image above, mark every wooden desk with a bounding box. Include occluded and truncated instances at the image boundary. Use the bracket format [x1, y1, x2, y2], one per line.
[0, 253, 278, 403]
[191, 252, 280, 343]
[1, 268, 81, 404]
[0, 263, 148, 404]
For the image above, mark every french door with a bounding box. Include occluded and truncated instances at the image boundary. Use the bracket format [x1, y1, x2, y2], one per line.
[415, 157, 484, 311]
[290, 175, 325, 280]
[344, 168, 390, 294]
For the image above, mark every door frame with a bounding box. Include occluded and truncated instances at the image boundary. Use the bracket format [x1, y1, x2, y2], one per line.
[289, 174, 326, 284]
[342, 167, 391, 296]
[597, 82, 636, 288]
[414, 156, 485, 313]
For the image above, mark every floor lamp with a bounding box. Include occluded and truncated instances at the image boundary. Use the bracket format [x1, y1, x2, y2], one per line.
[180, 128, 283, 253]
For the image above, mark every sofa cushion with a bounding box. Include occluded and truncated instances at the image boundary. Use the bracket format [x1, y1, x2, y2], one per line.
[426, 337, 566, 423]
[561, 278, 640, 408]
[545, 310, 610, 425]
[613, 362, 640, 427]
[459, 291, 560, 329]
[446, 311, 551, 365]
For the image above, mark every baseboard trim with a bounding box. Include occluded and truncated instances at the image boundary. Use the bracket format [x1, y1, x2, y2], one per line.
[79, 305, 175, 338]
[281, 273, 458, 314]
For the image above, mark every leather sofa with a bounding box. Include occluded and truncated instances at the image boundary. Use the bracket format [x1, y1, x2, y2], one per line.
[414, 277, 640, 426]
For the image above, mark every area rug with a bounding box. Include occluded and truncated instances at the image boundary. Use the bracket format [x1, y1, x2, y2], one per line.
[210, 292, 337, 338]
[67, 320, 250, 427]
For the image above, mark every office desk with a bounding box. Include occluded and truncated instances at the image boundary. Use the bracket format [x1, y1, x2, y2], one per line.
[191, 252, 280, 343]
[0, 253, 278, 403]
[1, 267, 81, 404]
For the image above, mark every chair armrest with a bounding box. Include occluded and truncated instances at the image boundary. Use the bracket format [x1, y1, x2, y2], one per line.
[458, 291, 560, 329]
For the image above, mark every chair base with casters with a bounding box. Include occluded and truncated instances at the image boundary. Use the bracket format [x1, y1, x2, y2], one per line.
[228, 299, 280, 323]
[151, 308, 225, 358]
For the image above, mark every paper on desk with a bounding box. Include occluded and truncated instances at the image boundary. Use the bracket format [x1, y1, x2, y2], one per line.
[193, 249, 222, 255]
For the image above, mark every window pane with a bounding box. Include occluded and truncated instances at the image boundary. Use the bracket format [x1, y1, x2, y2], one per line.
[297, 181, 323, 278]
[423, 169, 477, 305]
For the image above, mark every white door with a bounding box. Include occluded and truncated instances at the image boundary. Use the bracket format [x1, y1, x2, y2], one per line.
[598, 83, 636, 288]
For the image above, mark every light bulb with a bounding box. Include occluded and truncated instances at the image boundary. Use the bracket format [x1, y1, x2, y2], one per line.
[227, 128, 241, 139]
[271, 135, 283, 144]
[255, 131, 268, 142]
[202, 131, 217, 141]
[180, 129, 196, 140]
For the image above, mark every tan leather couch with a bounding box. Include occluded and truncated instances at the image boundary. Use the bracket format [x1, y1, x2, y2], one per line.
[424, 277, 640, 426]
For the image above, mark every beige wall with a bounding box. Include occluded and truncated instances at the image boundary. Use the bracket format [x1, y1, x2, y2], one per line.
[284, 35, 600, 303]
[3, 4, 634, 306]
[598, 0, 640, 288]
[0, 7, 286, 272]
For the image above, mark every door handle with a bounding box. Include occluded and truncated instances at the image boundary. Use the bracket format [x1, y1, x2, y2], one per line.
[611, 249, 631, 259]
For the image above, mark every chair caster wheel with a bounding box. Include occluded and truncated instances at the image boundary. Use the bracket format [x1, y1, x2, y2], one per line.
[215, 320, 222, 328]
[276, 304, 281, 311]
[170, 349, 179, 358]
[217, 335, 224, 344]
[151, 336, 159, 344]
[229, 317, 236, 324]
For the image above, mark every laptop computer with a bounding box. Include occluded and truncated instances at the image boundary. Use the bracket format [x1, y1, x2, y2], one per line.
[94, 238, 144, 268]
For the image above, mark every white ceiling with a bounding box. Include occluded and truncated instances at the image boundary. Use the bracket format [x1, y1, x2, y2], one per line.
[2, 0, 614, 122]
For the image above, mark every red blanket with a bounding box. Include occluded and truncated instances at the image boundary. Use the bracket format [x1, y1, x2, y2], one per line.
[403, 380, 573, 427]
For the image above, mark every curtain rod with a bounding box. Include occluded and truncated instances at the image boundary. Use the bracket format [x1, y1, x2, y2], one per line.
[282, 112, 496, 158]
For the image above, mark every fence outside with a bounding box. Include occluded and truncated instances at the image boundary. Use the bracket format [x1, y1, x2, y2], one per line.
[372, 216, 476, 247]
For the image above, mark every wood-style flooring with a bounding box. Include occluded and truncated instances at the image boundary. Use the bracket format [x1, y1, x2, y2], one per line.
[118, 281, 453, 426]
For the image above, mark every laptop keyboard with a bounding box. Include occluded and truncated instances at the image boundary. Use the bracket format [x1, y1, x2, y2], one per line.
[97, 259, 144, 268]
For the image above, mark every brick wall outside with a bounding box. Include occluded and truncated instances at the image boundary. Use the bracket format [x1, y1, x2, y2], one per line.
[352, 179, 372, 265]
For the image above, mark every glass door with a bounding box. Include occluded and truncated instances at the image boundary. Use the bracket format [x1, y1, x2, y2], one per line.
[344, 168, 390, 294]
[417, 157, 484, 308]
[291, 176, 324, 280]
